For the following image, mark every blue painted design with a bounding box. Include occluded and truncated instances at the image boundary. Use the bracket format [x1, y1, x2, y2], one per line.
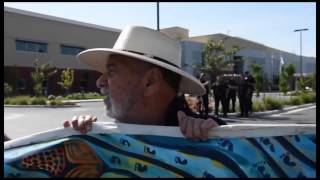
[4, 134, 315, 178]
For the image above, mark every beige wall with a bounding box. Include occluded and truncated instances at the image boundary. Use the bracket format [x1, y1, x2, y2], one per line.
[160, 26, 189, 40]
[4, 9, 120, 70]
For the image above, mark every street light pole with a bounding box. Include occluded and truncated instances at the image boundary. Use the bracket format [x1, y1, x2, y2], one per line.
[293, 28, 308, 79]
[157, 2, 159, 31]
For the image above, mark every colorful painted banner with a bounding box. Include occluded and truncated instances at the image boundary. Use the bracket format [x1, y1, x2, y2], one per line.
[4, 123, 316, 178]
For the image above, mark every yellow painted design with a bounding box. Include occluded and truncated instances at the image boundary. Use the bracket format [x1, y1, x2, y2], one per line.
[212, 160, 225, 169]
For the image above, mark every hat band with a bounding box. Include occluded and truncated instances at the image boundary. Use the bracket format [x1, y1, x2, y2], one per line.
[122, 50, 180, 68]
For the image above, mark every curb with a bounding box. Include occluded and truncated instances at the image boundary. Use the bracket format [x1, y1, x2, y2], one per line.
[253, 103, 316, 117]
[224, 103, 316, 117]
[62, 99, 103, 103]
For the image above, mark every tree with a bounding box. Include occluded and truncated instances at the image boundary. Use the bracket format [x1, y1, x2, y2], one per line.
[4, 65, 21, 95]
[284, 64, 296, 91]
[251, 64, 263, 97]
[201, 39, 240, 82]
[311, 72, 316, 92]
[57, 68, 74, 95]
[279, 63, 296, 94]
[279, 73, 288, 94]
[4, 83, 13, 97]
[31, 59, 57, 96]
[297, 76, 307, 92]
[279, 64, 289, 94]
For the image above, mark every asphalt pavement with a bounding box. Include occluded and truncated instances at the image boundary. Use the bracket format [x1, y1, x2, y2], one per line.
[4, 101, 316, 139]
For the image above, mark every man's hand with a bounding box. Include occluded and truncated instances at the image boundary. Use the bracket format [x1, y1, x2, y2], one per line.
[177, 111, 218, 141]
[63, 115, 97, 134]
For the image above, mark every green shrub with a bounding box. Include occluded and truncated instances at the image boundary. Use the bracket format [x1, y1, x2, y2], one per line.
[85, 92, 104, 99]
[290, 91, 301, 96]
[252, 101, 265, 112]
[65, 92, 104, 100]
[49, 99, 64, 106]
[309, 92, 316, 102]
[299, 92, 316, 104]
[263, 97, 283, 110]
[4, 83, 13, 97]
[30, 96, 47, 105]
[12, 96, 30, 105]
[4, 98, 12, 104]
[290, 97, 303, 105]
[281, 99, 292, 106]
[47, 95, 56, 100]
[300, 94, 311, 104]
[56, 96, 64, 100]
[66, 92, 84, 100]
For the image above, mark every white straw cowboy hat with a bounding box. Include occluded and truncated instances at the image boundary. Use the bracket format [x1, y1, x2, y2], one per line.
[77, 26, 205, 96]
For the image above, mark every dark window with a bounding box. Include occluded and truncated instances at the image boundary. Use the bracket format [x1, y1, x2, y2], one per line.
[60, 45, 85, 56]
[15, 40, 48, 53]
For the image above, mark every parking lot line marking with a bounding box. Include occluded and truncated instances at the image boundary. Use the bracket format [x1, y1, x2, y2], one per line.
[5, 114, 24, 119]
[271, 105, 316, 117]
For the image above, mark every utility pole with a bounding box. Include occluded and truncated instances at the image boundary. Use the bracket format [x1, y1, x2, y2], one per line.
[157, 2, 159, 31]
[293, 28, 308, 79]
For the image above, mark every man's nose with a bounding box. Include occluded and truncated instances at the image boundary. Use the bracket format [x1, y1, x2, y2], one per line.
[96, 73, 108, 89]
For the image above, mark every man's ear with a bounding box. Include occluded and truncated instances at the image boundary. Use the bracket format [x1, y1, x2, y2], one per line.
[143, 67, 163, 97]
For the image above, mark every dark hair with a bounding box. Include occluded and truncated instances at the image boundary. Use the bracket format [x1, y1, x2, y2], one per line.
[133, 60, 192, 126]
[157, 68, 194, 126]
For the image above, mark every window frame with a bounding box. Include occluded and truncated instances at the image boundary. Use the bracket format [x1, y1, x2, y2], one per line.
[60, 45, 85, 56]
[15, 39, 48, 53]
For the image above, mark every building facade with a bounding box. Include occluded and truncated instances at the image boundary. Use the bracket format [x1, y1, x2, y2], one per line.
[161, 27, 316, 87]
[4, 7, 120, 95]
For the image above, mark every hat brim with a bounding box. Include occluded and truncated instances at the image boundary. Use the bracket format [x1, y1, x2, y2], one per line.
[77, 48, 205, 96]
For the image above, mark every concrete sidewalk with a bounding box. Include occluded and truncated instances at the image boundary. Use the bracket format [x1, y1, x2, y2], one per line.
[4, 99, 103, 108]
[4, 98, 315, 116]
[62, 99, 103, 103]
[223, 103, 316, 118]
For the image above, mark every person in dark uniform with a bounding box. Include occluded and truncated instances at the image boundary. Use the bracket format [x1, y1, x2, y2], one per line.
[199, 73, 210, 115]
[244, 71, 255, 115]
[212, 75, 229, 117]
[227, 75, 237, 113]
[238, 75, 249, 117]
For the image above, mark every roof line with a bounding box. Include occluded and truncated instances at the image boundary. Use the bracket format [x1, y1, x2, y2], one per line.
[4, 6, 122, 33]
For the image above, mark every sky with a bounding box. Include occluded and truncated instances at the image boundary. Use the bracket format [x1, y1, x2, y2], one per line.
[4, 2, 316, 57]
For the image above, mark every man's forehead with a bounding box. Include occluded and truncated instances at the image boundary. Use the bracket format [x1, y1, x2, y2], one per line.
[107, 54, 150, 68]
[106, 54, 129, 68]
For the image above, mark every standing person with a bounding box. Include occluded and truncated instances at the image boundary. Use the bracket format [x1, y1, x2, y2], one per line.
[244, 71, 255, 115]
[220, 75, 229, 117]
[212, 75, 228, 117]
[238, 75, 249, 117]
[227, 75, 237, 113]
[199, 73, 210, 115]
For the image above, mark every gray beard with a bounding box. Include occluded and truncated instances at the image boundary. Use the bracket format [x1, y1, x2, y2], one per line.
[108, 87, 136, 122]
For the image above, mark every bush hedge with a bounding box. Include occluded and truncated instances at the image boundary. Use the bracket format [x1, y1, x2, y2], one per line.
[263, 97, 283, 110]
[299, 92, 316, 104]
[4, 96, 74, 106]
[30, 97, 47, 105]
[252, 100, 266, 112]
[65, 92, 104, 100]
[289, 97, 303, 105]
